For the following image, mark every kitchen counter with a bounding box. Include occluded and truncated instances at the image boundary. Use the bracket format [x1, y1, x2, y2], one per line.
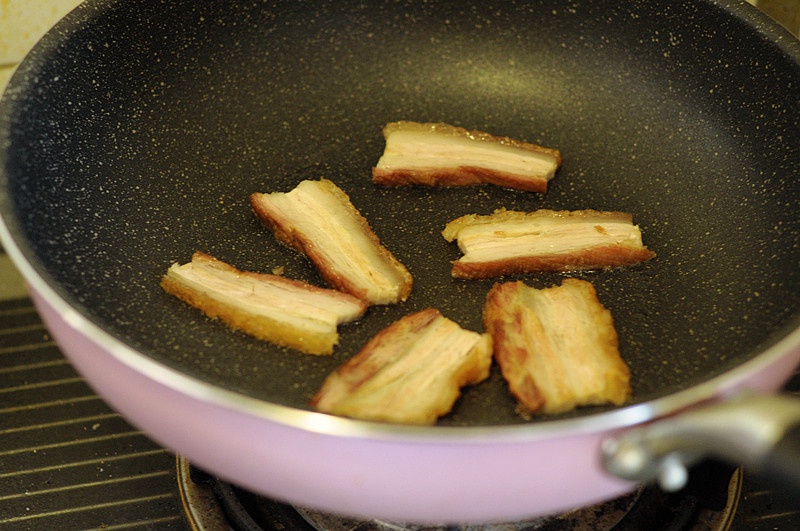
[0, 0, 83, 89]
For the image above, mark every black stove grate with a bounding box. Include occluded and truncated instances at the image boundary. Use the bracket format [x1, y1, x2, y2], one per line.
[0, 296, 188, 530]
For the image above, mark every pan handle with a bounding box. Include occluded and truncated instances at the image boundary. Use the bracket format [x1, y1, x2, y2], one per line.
[601, 393, 800, 494]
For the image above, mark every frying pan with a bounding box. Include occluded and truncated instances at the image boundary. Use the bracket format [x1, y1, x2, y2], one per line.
[1, 0, 799, 524]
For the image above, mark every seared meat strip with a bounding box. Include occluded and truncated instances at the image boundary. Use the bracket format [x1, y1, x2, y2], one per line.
[443, 208, 656, 279]
[161, 251, 367, 355]
[251, 178, 413, 305]
[372, 121, 562, 193]
[484, 278, 631, 415]
[311, 308, 493, 425]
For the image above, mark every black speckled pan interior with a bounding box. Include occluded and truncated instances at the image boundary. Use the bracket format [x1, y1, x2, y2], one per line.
[1, 0, 798, 426]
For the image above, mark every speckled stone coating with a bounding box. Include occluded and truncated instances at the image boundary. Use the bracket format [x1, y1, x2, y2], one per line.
[0, 0, 798, 422]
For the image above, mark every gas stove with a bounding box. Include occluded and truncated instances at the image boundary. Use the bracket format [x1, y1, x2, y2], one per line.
[1, 251, 798, 530]
[179, 458, 742, 530]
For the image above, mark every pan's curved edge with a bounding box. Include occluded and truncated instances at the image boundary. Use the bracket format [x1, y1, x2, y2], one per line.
[724, 0, 800, 47]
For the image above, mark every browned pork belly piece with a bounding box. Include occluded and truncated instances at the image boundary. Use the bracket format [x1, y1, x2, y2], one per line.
[311, 308, 493, 425]
[372, 121, 562, 193]
[484, 278, 631, 415]
[250, 178, 413, 306]
[442, 208, 656, 279]
[161, 251, 367, 355]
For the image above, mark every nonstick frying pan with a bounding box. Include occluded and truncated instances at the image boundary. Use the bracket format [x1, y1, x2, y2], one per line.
[1, 0, 799, 524]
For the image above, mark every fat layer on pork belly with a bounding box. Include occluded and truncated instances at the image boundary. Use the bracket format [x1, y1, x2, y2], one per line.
[161, 251, 367, 355]
[250, 178, 413, 306]
[484, 278, 631, 415]
[372, 121, 562, 193]
[311, 308, 493, 425]
[443, 208, 656, 279]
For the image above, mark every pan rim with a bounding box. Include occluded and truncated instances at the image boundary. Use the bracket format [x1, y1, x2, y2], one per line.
[1, 219, 799, 443]
[1, 0, 799, 444]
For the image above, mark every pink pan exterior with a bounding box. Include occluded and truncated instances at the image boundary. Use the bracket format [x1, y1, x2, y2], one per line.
[28, 285, 800, 524]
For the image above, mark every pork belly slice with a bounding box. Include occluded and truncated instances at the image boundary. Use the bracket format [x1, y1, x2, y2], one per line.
[250, 178, 413, 306]
[161, 251, 367, 355]
[484, 278, 631, 415]
[443, 208, 656, 279]
[311, 308, 493, 425]
[372, 121, 562, 193]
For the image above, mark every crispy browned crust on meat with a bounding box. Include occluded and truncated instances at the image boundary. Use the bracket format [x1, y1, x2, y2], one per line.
[483, 278, 631, 415]
[453, 245, 656, 279]
[160, 251, 367, 355]
[443, 209, 656, 279]
[250, 178, 413, 305]
[372, 121, 562, 193]
[310, 308, 493, 425]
